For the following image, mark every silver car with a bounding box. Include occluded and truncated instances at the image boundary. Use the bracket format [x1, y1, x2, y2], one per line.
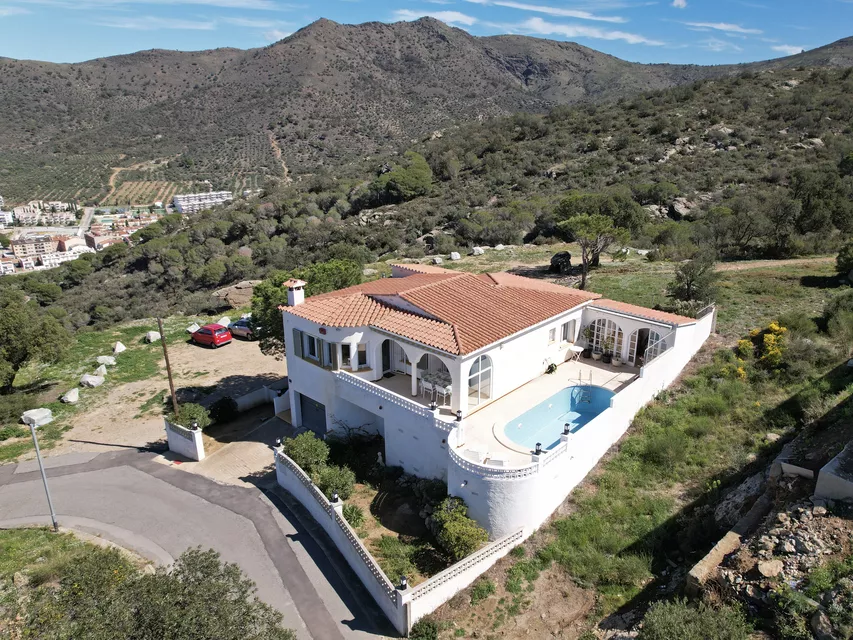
[228, 318, 257, 340]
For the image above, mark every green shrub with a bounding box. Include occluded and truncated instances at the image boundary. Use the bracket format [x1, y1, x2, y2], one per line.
[315, 464, 356, 500]
[0, 393, 39, 423]
[432, 497, 489, 561]
[640, 430, 689, 469]
[208, 396, 239, 424]
[639, 599, 751, 640]
[283, 432, 329, 474]
[836, 240, 853, 275]
[175, 402, 211, 430]
[469, 577, 496, 605]
[409, 617, 439, 640]
[342, 503, 364, 528]
[509, 545, 526, 559]
[777, 310, 818, 337]
[0, 425, 28, 441]
[375, 535, 417, 581]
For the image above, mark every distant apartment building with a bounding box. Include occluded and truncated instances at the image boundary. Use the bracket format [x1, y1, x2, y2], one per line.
[40, 246, 95, 268]
[13, 206, 40, 226]
[17, 257, 36, 270]
[0, 260, 15, 275]
[0, 211, 13, 226]
[57, 236, 87, 252]
[84, 232, 124, 251]
[173, 191, 232, 214]
[42, 210, 77, 226]
[11, 236, 59, 259]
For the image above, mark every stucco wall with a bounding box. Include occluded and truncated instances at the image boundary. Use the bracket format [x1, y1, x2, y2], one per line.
[164, 419, 205, 461]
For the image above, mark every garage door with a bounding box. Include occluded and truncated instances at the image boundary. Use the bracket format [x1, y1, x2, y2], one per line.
[299, 394, 327, 436]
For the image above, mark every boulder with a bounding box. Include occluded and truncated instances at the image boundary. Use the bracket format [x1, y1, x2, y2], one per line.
[714, 472, 765, 528]
[94, 364, 108, 377]
[811, 611, 835, 640]
[472, 247, 485, 256]
[765, 432, 781, 443]
[211, 280, 262, 308]
[113, 341, 126, 354]
[757, 559, 784, 578]
[362, 268, 378, 276]
[494, 244, 505, 251]
[449, 252, 461, 261]
[21, 408, 53, 427]
[215, 316, 231, 327]
[61, 388, 79, 404]
[186, 323, 201, 334]
[145, 331, 161, 343]
[431, 256, 443, 265]
[80, 374, 105, 388]
[549, 251, 572, 274]
[96, 355, 116, 366]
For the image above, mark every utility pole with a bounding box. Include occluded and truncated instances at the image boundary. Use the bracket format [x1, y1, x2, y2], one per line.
[157, 317, 180, 416]
[29, 424, 58, 532]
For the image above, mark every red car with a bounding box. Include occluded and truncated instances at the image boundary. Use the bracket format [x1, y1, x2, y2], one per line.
[191, 324, 233, 348]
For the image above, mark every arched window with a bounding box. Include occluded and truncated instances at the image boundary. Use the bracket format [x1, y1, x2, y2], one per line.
[591, 318, 624, 355]
[628, 328, 666, 365]
[468, 355, 492, 408]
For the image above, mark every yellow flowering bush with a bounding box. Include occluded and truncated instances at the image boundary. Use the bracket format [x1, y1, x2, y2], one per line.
[736, 339, 753, 359]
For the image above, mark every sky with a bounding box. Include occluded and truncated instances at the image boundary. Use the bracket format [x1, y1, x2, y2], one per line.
[0, 0, 850, 65]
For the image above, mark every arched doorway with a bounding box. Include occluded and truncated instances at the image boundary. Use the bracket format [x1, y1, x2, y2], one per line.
[381, 338, 411, 375]
[590, 318, 624, 357]
[467, 355, 492, 408]
[628, 328, 665, 366]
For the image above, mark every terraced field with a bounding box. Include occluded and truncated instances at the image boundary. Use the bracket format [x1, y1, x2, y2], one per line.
[103, 180, 192, 206]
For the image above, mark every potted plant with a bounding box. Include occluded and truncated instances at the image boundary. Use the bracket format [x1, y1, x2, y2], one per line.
[581, 325, 595, 359]
[591, 348, 602, 361]
[612, 352, 623, 367]
[602, 337, 614, 364]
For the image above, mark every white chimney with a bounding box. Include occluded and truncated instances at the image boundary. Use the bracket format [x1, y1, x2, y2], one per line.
[284, 278, 306, 306]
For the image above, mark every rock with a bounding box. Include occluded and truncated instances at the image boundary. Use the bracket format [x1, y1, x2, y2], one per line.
[494, 244, 505, 251]
[777, 512, 790, 525]
[96, 355, 116, 366]
[113, 341, 126, 354]
[643, 204, 669, 220]
[670, 197, 697, 219]
[215, 316, 231, 327]
[472, 247, 485, 256]
[765, 432, 781, 443]
[811, 611, 835, 640]
[80, 374, 105, 388]
[186, 323, 200, 334]
[779, 540, 797, 554]
[813, 506, 828, 516]
[449, 251, 461, 261]
[145, 331, 161, 343]
[13, 571, 29, 588]
[211, 280, 262, 308]
[21, 408, 53, 427]
[431, 256, 443, 265]
[94, 364, 107, 377]
[714, 472, 765, 528]
[61, 388, 79, 404]
[757, 559, 784, 578]
[847, 359, 853, 368]
[807, 138, 825, 148]
[362, 268, 378, 276]
[549, 251, 573, 274]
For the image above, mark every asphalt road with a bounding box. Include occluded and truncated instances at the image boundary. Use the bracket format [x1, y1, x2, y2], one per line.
[0, 451, 391, 640]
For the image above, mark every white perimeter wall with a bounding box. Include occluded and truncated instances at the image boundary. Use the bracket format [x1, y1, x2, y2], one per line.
[448, 310, 716, 538]
[164, 419, 205, 461]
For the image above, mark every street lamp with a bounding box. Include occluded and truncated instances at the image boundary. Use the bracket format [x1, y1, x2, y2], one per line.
[28, 423, 58, 533]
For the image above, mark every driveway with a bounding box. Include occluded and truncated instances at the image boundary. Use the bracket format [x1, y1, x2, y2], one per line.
[0, 451, 392, 640]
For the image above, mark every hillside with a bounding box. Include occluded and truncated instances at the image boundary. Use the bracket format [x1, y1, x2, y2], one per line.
[1, 19, 852, 203]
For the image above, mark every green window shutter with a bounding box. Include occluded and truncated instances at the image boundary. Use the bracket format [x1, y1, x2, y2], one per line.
[292, 328, 303, 358]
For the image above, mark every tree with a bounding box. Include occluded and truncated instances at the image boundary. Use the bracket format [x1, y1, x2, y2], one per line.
[24, 547, 295, 640]
[666, 255, 718, 303]
[840, 152, 853, 178]
[0, 289, 70, 393]
[370, 151, 433, 204]
[837, 240, 853, 278]
[251, 260, 362, 357]
[558, 214, 629, 289]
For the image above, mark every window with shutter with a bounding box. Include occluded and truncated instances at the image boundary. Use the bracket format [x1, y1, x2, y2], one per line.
[292, 328, 303, 358]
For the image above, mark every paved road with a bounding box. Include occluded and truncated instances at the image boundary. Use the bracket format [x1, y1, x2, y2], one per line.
[0, 451, 392, 640]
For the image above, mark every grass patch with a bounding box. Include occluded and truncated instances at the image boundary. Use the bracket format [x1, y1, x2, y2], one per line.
[0, 528, 93, 587]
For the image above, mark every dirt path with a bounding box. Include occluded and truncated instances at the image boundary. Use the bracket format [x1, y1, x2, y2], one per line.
[47, 339, 285, 457]
[713, 255, 834, 271]
[267, 131, 291, 183]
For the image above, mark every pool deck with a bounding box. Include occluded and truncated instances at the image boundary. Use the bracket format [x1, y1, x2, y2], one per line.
[458, 358, 638, 467]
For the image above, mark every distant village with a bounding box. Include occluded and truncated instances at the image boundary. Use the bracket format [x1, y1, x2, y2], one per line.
[0, 190, 237, 276]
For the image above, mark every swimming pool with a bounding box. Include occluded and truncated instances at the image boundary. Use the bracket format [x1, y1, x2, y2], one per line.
[503, 385, 614, 451]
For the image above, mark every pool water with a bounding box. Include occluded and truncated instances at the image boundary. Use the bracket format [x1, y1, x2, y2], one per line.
[503, 385, 614, 451]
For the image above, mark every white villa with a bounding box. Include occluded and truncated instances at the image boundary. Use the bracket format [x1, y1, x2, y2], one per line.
[281, 263, 715, 538]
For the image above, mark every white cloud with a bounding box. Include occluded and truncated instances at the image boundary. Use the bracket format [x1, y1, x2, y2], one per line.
[672, 0, 687, 7]
[685, 21, 762, 34]
[772, 44, 805, 55]
[518, 16, 665, 45]
[465, 0, 626, 23]
[393, 9, 479, 25]
[93, 15, 217, 30]
[700, 37, 742, 52]
[263, 28, 291, 40]
[0, 5, 29, 14]
[9, 0, 282, 9]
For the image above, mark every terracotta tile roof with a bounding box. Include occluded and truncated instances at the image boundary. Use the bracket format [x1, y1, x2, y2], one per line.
[389, 262, 456, 275]
[591, 299, 696, 326]
[284, 271, 683, 355]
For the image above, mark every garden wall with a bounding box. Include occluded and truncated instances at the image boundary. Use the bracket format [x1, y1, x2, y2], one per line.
[164, 419, 205, 461]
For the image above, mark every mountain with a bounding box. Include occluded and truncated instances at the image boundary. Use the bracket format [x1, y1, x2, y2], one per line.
[1, 18, 852, 203]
